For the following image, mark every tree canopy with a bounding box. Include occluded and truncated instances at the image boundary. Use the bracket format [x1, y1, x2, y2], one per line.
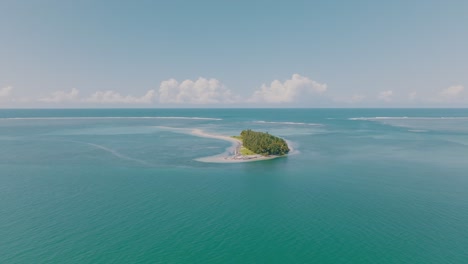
[240, 129, 290, 156]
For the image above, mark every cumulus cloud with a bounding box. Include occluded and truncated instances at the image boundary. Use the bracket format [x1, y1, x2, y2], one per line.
[378, 90, 393, 101]
[248, 74, 327, 103]
[85, 89, 156, 104]
[38, 88, 79, 103]
[158, 77, 237, 104]
[440, 85, 464, 98]
[0, 86, 13, 100]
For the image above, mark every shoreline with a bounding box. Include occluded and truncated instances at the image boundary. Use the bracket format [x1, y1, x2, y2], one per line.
[191, 129, 291, 163]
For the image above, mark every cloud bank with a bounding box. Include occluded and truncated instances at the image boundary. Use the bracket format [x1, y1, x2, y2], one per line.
[158, 78, 237, 104]
[38, 88, 79, 103]
[249, 74, 327, 103]
[85, 90, 156, 104]
[5, 77, 466, 107]
[5, 74, 328, 106]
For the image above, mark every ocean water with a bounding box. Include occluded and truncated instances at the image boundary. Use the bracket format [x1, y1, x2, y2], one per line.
[0, 108, 467, 263]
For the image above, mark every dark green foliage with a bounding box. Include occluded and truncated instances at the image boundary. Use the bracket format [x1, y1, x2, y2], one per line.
[240, 129, 290, 156]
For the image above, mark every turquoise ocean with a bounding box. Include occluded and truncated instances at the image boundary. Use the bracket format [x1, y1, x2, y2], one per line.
[0, 108, 467, 263]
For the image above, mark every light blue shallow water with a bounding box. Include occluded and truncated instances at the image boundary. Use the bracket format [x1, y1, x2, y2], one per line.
[0, 109, 467, 263]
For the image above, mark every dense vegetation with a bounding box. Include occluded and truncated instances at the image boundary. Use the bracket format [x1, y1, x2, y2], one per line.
[240, 129, 290, 156]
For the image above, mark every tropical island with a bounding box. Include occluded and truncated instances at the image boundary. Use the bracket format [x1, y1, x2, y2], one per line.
[232, 129, 290, 155]
[190, 128, 292, 163]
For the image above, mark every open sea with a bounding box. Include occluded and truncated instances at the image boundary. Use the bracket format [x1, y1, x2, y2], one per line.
[0, 108, 467, 263]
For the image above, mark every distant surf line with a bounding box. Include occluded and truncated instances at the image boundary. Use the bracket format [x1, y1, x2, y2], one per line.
[349, 117, 468, 121]
[254, 121, 322, 126]
[0, 116, 222, 121]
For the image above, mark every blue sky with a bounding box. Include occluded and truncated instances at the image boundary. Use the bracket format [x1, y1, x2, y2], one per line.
[1, 0, 467, 107]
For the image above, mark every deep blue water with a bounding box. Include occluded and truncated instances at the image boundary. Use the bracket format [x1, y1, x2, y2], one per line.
[1, 109, 467, 263]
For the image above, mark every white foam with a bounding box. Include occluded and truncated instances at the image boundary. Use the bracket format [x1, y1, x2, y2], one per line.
[285, 139, 299, 155]
[254, 121, 321, 126]
[0, 116, 222, 121]
[153, 117, 222, 121]
[349, 117, 468, 121]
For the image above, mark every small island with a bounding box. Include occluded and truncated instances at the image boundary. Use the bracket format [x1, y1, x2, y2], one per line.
[228, 129, 290, 161]
[191, 128, 292, 163]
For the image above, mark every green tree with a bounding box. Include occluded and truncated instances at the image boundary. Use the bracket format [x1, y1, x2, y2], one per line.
[240, 129, 289, 156]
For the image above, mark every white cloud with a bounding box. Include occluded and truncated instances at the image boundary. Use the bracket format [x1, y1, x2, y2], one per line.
[378, 90, 393, 101]
[249, 74, 327, 103]
[38, 88, 79, 103]
[440, 85, 464, 98]
[158, 77, 237, 104]
[85, 89, 156, 104]
[0, 86, 13, 100]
